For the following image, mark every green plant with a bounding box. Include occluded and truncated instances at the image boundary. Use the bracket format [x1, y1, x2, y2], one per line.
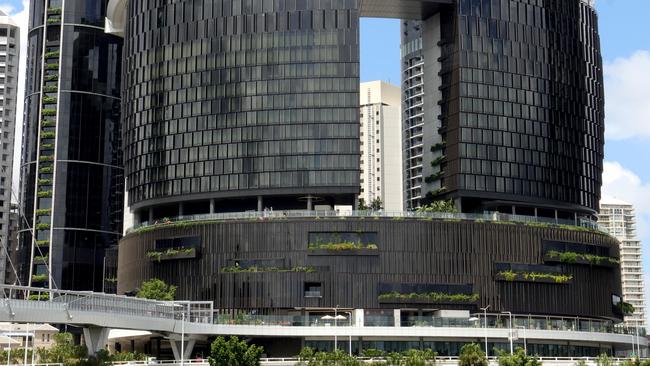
[425, 187, 447, 200]
[208, 336, 264, 366]
[361, 349, 385, 358]
[146, 247, 195, 262]
[34, 255, 49, 263]
[105, 277, 118, 283]
[136, 278, 176, 300]
[617, 301, 635, 315]
[596, 353, 614, 366]
[47, 7, 62, 15]
[307, 240, 378, 251]
[39, 155, 54, 162]
[358, 197, 383, 211]
[417, 199, 457, 213]
[41, 142, 55, 149]
[545, 250, 620, 265]
[221, 265, 315, 273]
[28, 293, 50, 301]
[424, 170, 445, 184]
[38, 179, 53, 186]
[37, 190, 53, 198]
[44, 51, 60, 59]
[45, 63, 60, 70]
[35, 223, 51, 230]
[45, 74, 59, 82]
[298, 348, 362, 366]
[46, 18, 60, 24]
[31, 274, 48, 282]
[41, 131, 56, 139]
[37, 332, 88, 366]
[378, 291, 479, 303]
[497, 348, 541, 366]
[40, 166, 54, 174]
[431, 142, 446, 152]
[430, 155, 446, 167]
[35, 208, 52, 215]
[459, 343, 487, 366]
[36, 240, 50, 247]
[42, 119, 57, 127]
[497, 270, 573, 284]
[43, 96, 58, 104]
[44, 85, 58, 93]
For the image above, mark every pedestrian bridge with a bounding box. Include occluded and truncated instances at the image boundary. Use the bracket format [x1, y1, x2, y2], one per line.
[0, 285, 646, 359]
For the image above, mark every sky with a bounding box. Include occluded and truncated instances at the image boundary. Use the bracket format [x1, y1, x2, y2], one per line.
[1, 0, 650, 323]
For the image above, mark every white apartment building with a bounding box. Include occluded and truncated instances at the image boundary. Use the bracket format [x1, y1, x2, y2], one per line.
[359, 81, 403, 211]
[0, 11, 19, 285]
[599, 197, 647, 328]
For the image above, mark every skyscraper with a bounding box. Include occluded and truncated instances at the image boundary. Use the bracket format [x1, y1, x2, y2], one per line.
[106, 0, 636, 356]
[0, 10, 19, 285]
[359, 81, 403, 211]
[599, 198, 647, 328]
[17, 0, 123, 291]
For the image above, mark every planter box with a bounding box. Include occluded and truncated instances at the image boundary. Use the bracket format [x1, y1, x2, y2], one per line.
[307, 249, 379, 256]
[149, 248, 199, 262]
[543, 255, 619, 268]
[495, 273, 572, 285]
[378, 297, 478, 305]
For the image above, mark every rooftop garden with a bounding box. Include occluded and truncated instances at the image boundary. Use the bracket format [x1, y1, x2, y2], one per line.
[497, 270, 573, 284]
[379, 291, 479, 303]
[221, 265, 315, 274]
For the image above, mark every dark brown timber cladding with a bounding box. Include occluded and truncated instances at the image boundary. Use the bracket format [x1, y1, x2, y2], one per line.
[118, 219, 622, 320]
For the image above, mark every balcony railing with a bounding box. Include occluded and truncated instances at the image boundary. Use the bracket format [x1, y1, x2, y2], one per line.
[128, 210, 604, 234]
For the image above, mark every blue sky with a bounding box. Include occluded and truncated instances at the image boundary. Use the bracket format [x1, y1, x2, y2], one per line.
[3, 0, 650, 324]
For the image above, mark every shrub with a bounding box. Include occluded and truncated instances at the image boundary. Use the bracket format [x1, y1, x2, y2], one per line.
[37, 190, 53, 198]
[44, 51, 60, 59]
[40, 167, 54, 174]
[38, 179, 53, 186]
[35, 208, 52, 215]
[497, 348, 541, 366]
[45, 74, 59, 82]
[430, 155, 446, 166]
[39, 155, 54, 162]
[378, 291, 479, 303]
[209, 336, 263, 366]
[136, 278, 176, 300]
[417, 199, 457, 213]
[36, 240, 50, 247]
[43, 96, 58, 104]
[41, 131, 56, 139]
[42, 120, 56, 127]
[45, 63, 60, 70]
[459, 343, 488, 366]
[47, 7, 62, 15]
[597, 354, 614, 366]
[35, 223, 51, 230]
[41, 143, 55, 149]
[28, 293, 50, 301]
[31, 274, 48, 282]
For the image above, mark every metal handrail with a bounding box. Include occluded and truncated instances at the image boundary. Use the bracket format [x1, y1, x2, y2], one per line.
[127, 210, 603, 234]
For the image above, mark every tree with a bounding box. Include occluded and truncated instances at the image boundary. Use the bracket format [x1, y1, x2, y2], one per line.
[37, 332, 88, 366]
[497, 348, 541, 366]
[416, 200, 457, 213]
[459, 344, 488, 366]
[136, 278, 176, 300]
[208, 336, 264, 366]
[358, 197, 383, 211]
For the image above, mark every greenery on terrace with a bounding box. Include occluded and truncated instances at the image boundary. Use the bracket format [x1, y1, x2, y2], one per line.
[146, 247, 195, 262]
[136, 278, 176, 301]
[378, 291, 480, 303]
[617, 301, 636, 315]
[32, 274, 48, 282]
[221, 265, 315, 273]
[545, 250, 620, 265]
[308, 240, 378, 251]
[497, 270, 573, 284]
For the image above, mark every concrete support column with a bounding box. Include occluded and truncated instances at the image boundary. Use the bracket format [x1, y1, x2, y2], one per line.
[354, 309, 364, 327]
[148, 208, 154, 223]
[170, 339, 196, 361]
[257, 196, 263, 212]
[307, 196, 313, 211]
[209, 199, 215, 214]
[179, 202, 184, 217]
[393, 309, 401, 328]
[512, 206, 516, 215]
[82, 327, 109, 357]
[354, 196, 359, 211]
[534, 207, 538, 217]
[554, 210, 559, 224]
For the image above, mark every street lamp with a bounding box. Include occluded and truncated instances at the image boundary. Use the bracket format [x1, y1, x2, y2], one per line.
[481, 305, 491, 358]
[501, 311, 513, 354]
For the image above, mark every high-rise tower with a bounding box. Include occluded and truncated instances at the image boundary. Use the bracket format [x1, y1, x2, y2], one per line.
[17, 0, 123, 291]
[599, 198, 647, 329]
[0, 11, 19, 285]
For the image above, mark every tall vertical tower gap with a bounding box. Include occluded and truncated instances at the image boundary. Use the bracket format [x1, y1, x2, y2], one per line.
[599, 198, 648, 328]
[0, 11, 19, 285]
[17, 0, 123, 291]
[359, 81, 403, 211]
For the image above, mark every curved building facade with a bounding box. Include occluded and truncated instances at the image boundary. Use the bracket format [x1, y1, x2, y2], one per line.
[121, 0, 360, 222]
[18, 0, 123, 291]
[410, 0, 605, 220]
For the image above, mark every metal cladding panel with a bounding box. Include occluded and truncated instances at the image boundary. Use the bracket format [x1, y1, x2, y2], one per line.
[359, 0, 454, 19]
[118, 219, 622, 321]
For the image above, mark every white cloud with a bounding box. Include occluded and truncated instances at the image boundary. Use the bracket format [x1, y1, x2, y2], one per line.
[0, 0, 29, 200]
[604, 50, 650, 140]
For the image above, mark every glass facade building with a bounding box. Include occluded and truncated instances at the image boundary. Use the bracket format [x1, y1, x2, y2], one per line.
[405, 0, 605, 220]
[18, 0, 123, 291]
[122, 0, 361, 222]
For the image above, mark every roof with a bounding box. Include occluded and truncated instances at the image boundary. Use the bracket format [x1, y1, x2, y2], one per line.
[600, 196, 632, 206]
[0, 10, 19, 27]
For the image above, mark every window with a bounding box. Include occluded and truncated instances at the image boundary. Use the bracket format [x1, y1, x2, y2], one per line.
[304, 282, 322, 298]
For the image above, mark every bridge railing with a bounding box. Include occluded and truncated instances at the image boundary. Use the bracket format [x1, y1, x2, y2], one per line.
[0, 285, 213, 324]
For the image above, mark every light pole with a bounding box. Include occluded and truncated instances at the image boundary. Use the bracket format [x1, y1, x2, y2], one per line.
[180, 310, 185, 366]
[481, 305, 491, 358]
[501, 311, 513, 354]
[334, 314, 350, 356]
[516, 326, 527, 354]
